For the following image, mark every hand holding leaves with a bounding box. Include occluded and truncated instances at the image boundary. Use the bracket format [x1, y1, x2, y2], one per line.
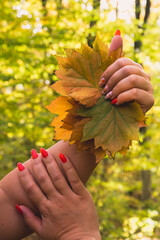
[46, 31, 149, 162]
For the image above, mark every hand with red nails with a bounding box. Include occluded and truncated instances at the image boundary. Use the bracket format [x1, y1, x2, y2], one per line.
[17, 149, 101, 240]
[99, 30, 154, 113]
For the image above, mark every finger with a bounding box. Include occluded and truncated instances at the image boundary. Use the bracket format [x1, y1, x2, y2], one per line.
[31, 149, 55, 198]
[17, 162, 47, 209]
[109, 29, 123, 56]
[99, 58, 143, 88]
[105, 65, 151, 94]
[99, 30, 123, 87]
[105, 75, 152, 100]
[19, 205, 41, 236]
[40, 149, 72, 196]
[59, 153, 86, 196]
[115, 88, 154, 112]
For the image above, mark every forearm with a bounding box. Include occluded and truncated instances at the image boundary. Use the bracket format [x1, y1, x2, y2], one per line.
[48, 140, 97, 184]
[0, 140, 97, 239]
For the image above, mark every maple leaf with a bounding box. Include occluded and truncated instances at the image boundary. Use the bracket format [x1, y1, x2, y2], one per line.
[46, 95, 106, 162]
[93, 35, 122, 71]
[52, 46, 103, 107]
[45, 96, 75, 142]
[78, 96, 145, 155]
[52, 36, 122, 108]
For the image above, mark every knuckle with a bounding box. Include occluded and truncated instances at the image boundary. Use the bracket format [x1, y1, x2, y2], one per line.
[66, 163, 72, 170]
[65, 163, 74, 174]
[115, 58, 130, 68]
[123, 65, 131, 75]
[131, 88, 138, 99]
[40, 201, 50, 216]
[129, 75, 137, 85]
[25, 183, 34, 194]
[115, 58, 125, 68]
[52, 173, 61, 182]
[37, 174, 46, 184]
[70, 176, 80, 185]
[32, 158, 40, 167]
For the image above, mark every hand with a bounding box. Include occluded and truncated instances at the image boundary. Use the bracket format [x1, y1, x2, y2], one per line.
[99, 30, 154, 114]
[16, 149, 101, 240]
[99, 58, 154, 113]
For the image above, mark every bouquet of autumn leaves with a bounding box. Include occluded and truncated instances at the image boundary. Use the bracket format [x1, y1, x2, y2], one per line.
[46, 31, 145, 162]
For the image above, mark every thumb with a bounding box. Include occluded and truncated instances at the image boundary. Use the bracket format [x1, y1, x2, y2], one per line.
[19, 205, 42, 236]
[109, 29, 123, 56]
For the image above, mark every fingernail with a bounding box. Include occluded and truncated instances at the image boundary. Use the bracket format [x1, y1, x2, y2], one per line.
[59, 153, 67, 163]
[111, 98, 117, 105]
[105, 91, 113, 99]
[99, 77, 105, 86]
[115, 29, 121, 36]
[40, 148, 48, 158]
[102, 85, 109, 94]
[17, 162, 25, 171]
[31, 149, 38, 159]
[16, 204, 23, 215]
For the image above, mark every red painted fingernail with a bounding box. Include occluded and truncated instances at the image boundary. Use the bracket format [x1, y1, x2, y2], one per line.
[31, 149, 38, 159]
[99, 77, 105, 86]
[59, 153, 67, 163]
[40, 148, 48, 158]
[115, 29, 121, 36]
[17, 162, 25, 171]
[100, 78, 105, 83]
[111, 98, 117, 105]
[16, 204, 23, 215]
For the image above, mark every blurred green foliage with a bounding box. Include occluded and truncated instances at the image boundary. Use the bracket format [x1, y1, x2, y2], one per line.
[0, 0, 160, 239]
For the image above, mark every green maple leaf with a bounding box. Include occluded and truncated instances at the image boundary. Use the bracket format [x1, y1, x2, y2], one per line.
[78, 96, 145, 155]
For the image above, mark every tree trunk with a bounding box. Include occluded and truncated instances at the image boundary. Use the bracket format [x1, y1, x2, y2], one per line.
[141, 170, 151, 201]
[41, 0, 47, 8]
[87, 0, 100, 47]
[134, 0, 152, 201]
[134, 0, 151, 52]
[41, 0, 48, 16]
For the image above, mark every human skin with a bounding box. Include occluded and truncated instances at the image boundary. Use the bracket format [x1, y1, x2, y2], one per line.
[0, 31, 154, 239]
[17, 151, 101, 240]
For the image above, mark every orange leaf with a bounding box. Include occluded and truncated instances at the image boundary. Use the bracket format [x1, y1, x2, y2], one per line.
[93, 35, 110, 71]
[52, 44, 103, 107]
[45, 96, 73, 114]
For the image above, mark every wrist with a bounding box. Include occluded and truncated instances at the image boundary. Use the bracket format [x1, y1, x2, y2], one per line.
[82, 232, 101, 240]
[81, 237, 101, 240]
[59, 231, 101, 240]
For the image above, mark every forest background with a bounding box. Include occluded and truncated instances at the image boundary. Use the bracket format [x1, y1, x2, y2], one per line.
[0, 0, 160, 239]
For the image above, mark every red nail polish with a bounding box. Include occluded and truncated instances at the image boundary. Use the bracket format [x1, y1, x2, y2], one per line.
[40, 148, 48, 158]
[111, 98, 117, 105]
[59, 153, 67, 163]
[115, 29, 121, 36]
[16, 204, 23, 215]
[17, 162, 25, 171]
[31, 149, 38, 159]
